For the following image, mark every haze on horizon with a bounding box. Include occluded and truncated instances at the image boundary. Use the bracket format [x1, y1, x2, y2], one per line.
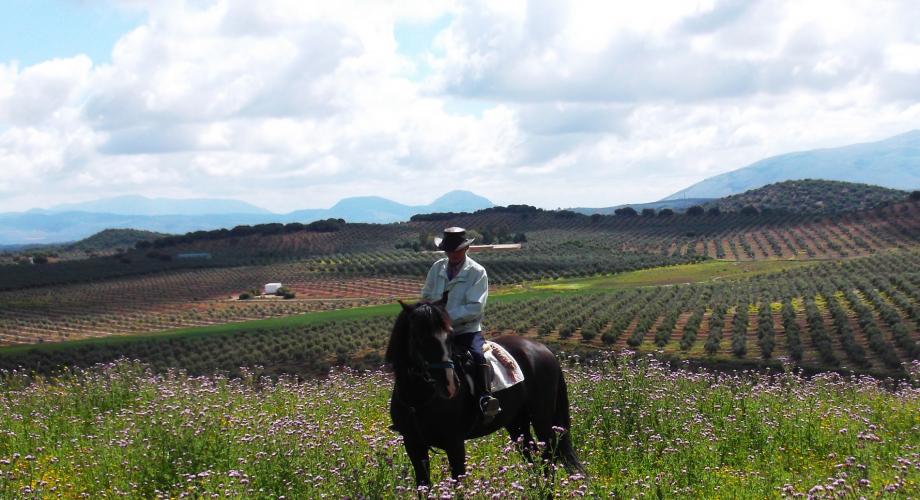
[2, 0, 920, 213]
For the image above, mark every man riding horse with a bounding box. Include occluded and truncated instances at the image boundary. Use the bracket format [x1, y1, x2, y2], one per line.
[421, 227, 501, 419]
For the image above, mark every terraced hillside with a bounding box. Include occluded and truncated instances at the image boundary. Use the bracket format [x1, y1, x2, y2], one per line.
[409, 201, 920, 260]
[0, 244, 696, 345]
[487, 250, 920, 375]
[3, 249, 919, 377]
[3, 200, 918, 291]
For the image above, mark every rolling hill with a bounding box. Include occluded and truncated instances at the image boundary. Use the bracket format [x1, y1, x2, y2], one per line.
[664, 129, 920, 200]
[710, 179, 911, 214]
[571, 197, 714, 215]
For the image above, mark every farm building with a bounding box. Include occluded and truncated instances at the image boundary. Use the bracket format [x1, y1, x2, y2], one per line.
[264, 283, 282, 295]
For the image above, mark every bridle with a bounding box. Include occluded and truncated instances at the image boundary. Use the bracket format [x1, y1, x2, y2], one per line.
[405, 327, 457, 394]
[394, 308, 460, 414]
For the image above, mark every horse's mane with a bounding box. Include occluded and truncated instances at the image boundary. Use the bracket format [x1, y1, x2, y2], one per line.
[385, 301, 449, 371]
[385, 306, 411, 369]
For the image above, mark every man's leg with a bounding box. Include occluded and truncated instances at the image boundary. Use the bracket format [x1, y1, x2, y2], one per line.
[468, 332, 501, 418]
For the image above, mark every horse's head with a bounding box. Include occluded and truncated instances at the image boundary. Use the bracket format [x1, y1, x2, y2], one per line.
[386, 300, 458, 399]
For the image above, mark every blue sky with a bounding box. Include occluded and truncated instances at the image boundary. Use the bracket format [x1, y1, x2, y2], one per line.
[0, 0, 919, 213]
[0, 0, 142, 66]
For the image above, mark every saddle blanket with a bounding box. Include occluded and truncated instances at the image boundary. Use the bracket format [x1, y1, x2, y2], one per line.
[483, 341, 525, 392]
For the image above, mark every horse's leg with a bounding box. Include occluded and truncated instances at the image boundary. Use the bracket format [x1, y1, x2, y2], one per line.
[403, 436, 431, 486]
[527, 377, 561, 468]
[506, 412, 535, 463]
[444, 441, 467, 480]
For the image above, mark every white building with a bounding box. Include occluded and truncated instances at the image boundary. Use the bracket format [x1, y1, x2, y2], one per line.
[264, 283, 282, 295]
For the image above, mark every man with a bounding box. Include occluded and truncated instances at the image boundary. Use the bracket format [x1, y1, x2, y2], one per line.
[421, 227, 500, 418]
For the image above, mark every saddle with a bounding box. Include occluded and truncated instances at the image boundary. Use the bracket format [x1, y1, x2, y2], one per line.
[454, 341, 524, 395]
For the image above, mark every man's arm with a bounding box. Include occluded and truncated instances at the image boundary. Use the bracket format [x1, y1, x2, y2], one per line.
[420, 262, 440, 301]
[447, 270, 488, 324]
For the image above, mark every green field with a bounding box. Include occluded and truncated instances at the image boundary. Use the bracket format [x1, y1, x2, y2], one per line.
[528, 259, 818, 290]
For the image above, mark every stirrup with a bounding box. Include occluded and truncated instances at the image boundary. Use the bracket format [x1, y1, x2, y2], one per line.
[479, 395, 501, 418]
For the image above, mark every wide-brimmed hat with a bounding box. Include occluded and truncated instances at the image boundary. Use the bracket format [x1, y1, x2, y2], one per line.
[435, 227, 475, 252]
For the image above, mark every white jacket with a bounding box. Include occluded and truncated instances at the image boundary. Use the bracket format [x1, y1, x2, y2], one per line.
[421, 256, 489, 334]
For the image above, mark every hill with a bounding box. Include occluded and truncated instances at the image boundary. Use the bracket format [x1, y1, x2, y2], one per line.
[711, 179, 910, 214]
[571, 198, 714, 215]
[0, 228, 168, 264]
[64, 228, 169, 252]
[664, 129, 920, 199]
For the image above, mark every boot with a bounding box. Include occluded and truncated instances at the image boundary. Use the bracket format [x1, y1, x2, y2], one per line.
[478, 364, 501, 419]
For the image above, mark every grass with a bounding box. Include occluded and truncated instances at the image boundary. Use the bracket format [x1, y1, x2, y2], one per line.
[528, 259, 817, 291]
[0, 356, 917, 498]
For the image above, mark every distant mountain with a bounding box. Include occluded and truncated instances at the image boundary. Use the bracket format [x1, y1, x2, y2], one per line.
[427, 191, 494, 212]
[0, 190, 494, 245]
[711, 180, 910, 214]
[283, 190, 494, 225]
[0, 211, 273, 246]
[571, 198, 713, 215]
[664, 130, 920, 200]
[49, 195, 273, 216]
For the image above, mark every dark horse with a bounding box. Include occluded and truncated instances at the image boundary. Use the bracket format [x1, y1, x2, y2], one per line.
[385, 300, 582, 486]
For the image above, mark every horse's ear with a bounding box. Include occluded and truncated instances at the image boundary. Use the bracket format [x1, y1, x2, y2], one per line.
[398, 299, 413, 312]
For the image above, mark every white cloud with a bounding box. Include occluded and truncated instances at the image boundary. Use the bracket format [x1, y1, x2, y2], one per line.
[0, 0, 919, 213]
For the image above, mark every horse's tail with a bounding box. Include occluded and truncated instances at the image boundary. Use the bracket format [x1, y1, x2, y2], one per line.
[553, 370, 584, 475]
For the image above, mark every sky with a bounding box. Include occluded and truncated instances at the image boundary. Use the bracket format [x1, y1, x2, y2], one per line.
[1, 0, 920, 212]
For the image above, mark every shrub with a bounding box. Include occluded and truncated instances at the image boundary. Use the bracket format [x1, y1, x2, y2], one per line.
[641, 208, 656, 217]
[911, 190, 920, 201]
[707, 207, 721, 216]
[658, 208, 674, 217]
[614, 207, 638, 217]
[239, 292, 253, 300]
[740, 205, 759, 216]
[686, 205, 704, 216]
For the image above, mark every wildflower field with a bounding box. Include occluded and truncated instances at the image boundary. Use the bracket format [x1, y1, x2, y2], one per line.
[1, 355, 917, 498]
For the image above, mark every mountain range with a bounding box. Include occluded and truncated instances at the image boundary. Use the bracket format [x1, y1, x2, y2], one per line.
[44, 196, 272, 216]
[5, 130, 920, 245]
[0, 191, 493, 245]
[574, 129, 920, 215]
[663, 129, 920, 200]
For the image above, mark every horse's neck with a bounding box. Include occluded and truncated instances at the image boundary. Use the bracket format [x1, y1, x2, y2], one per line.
[394, 367, 470, 408]
[394, 369, 435, 402]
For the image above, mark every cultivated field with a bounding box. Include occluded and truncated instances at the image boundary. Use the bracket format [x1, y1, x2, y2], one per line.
[2, 202, 919, 349]
[3, 249, 919, 379]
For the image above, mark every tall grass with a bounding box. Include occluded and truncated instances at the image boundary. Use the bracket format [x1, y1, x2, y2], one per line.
[0, 356, 917, 497]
